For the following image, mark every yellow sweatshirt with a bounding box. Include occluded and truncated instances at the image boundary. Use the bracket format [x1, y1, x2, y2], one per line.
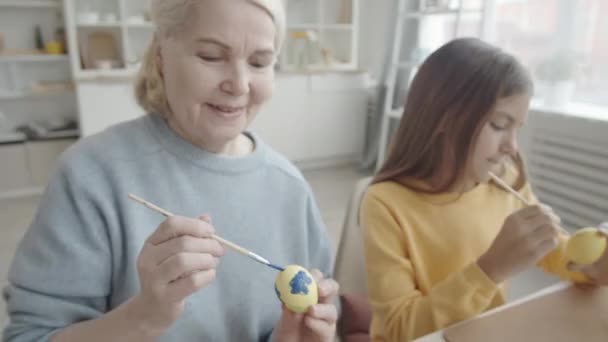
[360, 179, 589, 341]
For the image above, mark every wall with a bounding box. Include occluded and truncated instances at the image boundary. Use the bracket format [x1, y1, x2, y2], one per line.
[76, 80, 143, 136]
[358, 0, 395, 80]
[76, 72, 370, 165]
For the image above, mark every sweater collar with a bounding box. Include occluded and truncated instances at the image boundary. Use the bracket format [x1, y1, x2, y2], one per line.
[145, 114, 266, 174]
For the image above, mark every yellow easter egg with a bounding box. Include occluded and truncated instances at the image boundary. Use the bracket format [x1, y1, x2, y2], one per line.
[566, 227, 607, 265]
[274, 265, 318, 313]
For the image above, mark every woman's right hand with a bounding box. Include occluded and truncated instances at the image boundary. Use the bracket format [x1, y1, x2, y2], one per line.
[477, 205, 561, 284]
[130, 215, 225, 336]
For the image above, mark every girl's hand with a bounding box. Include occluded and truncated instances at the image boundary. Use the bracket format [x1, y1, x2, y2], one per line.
[272, 269, 339, 342]
[569, 228, 608, 286]
[478, 205, 561, 283]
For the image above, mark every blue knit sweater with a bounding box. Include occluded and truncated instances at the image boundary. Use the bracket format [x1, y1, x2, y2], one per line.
[3, 114, 333, 341]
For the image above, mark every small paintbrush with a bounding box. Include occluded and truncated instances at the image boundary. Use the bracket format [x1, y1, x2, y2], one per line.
[488, 171, 569, 235]
[128, 193, 285, 272]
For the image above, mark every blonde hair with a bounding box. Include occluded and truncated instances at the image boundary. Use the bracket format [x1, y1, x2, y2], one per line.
[135, 0, 286, 115]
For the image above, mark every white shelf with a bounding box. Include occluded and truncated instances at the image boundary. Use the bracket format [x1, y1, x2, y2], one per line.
[288, 24, 353, 30]
[322, 24, 354, 30]
[282, 62, 356, 73]
[404, 9, 483, 18]
[0, 132, 26, 143]
[0, 54, 69, 62]
[0, 1, 61, 9]
[77, 22, 122, 28]
[310, 62, 357, 71]
[76, 68, 138, 81]
[287, 23, 320, 29]
[0, 88, 75, 100]
[0, 187, 44, 200]
[126, 22, 154, 28]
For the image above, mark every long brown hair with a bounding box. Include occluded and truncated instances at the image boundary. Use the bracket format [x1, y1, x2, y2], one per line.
[374, 38, 533, 193]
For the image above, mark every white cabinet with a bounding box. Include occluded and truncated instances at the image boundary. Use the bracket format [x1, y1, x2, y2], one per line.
[250, 72, 369, 165]
[76, 81, 143, 136]
[0, 142, 30, 193]
[26, 139, 74, 186]
[0, 138, 75, 198]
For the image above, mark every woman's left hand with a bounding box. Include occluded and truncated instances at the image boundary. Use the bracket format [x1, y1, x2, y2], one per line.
[271, 269, 339, 342]
[569, 228, 608, 285]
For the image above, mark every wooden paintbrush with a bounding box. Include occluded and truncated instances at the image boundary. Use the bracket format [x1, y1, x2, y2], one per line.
[128, 193, 285, 272]
[488, 171, 569, 235]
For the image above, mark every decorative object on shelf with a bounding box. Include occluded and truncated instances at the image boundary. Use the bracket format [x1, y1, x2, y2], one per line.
[81, 31, 122, 69]
[421, 0, 456, 11]
[77, 11, 100, 25]
[16, 117, 79, 140]
[126, 14, 147, 25]
[290, 30, 319, 70]
[93, 59, 119, 70]
[34, 25, 44, 50]
[44, 41, 62, 54]
[102, 13, 118, 24]
[289, 30, 341, 71]
[54, 27, 66, 53]
[338, 0, 353, 24]
[320, 47, 334, 66]
[281, 0, 359, 72]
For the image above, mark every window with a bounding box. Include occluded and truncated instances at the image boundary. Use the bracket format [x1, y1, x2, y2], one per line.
[493, 0, 608, 110]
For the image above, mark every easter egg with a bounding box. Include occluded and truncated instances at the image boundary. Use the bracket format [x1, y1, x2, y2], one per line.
[274, 265, 318, 313]
[566, 227, 607, 265]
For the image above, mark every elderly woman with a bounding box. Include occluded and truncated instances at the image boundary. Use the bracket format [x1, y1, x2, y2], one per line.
[3, 0, 339, 341]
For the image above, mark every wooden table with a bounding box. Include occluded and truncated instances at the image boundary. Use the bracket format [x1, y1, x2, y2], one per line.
[413, 281, 607, 342]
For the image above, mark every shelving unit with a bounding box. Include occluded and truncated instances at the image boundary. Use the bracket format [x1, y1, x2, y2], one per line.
[375, 0, 488, 170]
[0, 1, 61, 9]
[64, 0, 361, 77]
[0, 0, 78, 198]
[63, 0, 153, 80]
[0, 0, 77, 126]
[280, 0, 360, 72]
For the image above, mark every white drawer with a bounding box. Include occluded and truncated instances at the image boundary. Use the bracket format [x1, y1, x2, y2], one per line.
[0, 142, 31, 192]
[26, 139, 76, 187]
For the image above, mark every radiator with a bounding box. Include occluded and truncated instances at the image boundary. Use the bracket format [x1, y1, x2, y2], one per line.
[525, 107, 608, 231]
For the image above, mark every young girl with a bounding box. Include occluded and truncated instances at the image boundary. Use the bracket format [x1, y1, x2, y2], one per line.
[360, 38, 608, 341]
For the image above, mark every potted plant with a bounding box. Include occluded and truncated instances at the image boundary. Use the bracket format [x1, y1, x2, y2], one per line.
[536, 52, 578, 107]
